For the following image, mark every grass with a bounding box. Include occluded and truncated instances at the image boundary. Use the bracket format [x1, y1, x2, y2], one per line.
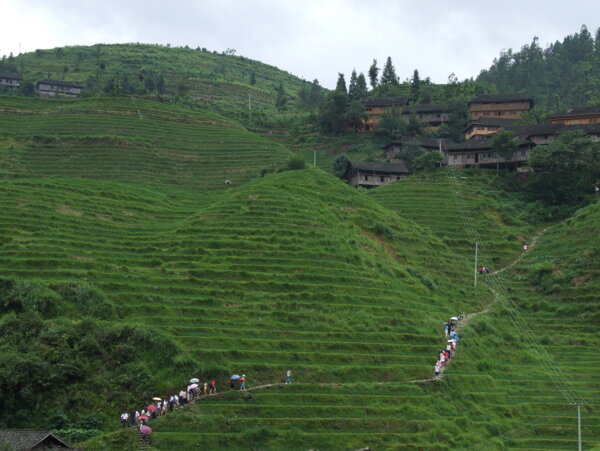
[0, 93, 598, 449]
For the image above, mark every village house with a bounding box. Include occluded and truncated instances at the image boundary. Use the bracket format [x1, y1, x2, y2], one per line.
[512, 122, 600, 145]
[547, 105, 600, 125]
[344, 161, 409, 188]
[465, 117, 519, 140]
[445, 138, 533, 170]
[0, 73, 21, 89]
[383, 137, 445, 160]
[359, 97, 409, 131]
[468, 93, 533, 121]
[0, 429, 73, 450]
[36, 79, 84, 98]
[402, 104, 449, 128]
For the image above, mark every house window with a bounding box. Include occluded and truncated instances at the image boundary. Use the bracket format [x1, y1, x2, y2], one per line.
[479, 153, 486, 159]
[453, 155, 458, 160]
[380, 176, 385, 182]
[466, 154, 473, 160]
[521, 151, 526, 156]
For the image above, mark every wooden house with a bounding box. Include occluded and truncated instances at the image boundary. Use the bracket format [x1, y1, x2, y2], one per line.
[36, 79, 83, 98]
[512, 123, 600, 145]
[383, 137, 445, 160]
[547, 106, 600, 125]
[445, 138, 533, 170]
[344, 161, 409, 188]
[0, 73, 21, 89]
[468, 94, 533, 121]
[402, 104, 449, 127]
[465, 117, 518, 140]
[0, 429, 73, 450]
[359, 97, 409, 131]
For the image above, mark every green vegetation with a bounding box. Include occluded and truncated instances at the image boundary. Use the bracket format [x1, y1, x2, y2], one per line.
[369, 170, 539, 267]
[0, 31, 599, 449]
[478, 25, 600, 110]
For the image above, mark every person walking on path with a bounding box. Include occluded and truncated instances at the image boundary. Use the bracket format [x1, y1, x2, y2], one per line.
[120, 412, 129, 428]
[203, 382, 208, 396]
[239, 375, 246, 391]
[443, 323, 449, 337]
[523, 244, 528, 252]
[210, 380, 216, 394]
[286, 369, 292, 384]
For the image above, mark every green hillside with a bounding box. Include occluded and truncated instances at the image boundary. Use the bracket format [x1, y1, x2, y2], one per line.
[4, 43, 316, 113]
[369, 171, 539, 268]
[0, 90, 598, 450]
[0, 95, 290, 192]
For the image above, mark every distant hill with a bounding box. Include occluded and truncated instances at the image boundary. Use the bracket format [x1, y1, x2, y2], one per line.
[0, 43, 318, 113]
[477, 25, 600, 112]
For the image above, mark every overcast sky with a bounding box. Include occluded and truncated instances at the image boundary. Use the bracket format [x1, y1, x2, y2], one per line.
[2, 1, 598, 88]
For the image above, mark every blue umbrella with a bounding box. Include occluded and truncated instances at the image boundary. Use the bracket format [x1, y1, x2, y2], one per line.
[230, 374, 241, 380]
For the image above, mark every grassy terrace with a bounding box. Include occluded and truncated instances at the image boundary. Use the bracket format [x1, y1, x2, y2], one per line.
[368, 171, 540, 269]
[1, 95, 597, 449]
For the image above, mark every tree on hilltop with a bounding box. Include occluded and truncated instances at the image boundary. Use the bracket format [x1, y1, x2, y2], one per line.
[410, 69, 421, 102]
[368, 59, 379, 88]
[348, 70, 368, 100]
[380, 57, 398, 85]
[335, 73, 347, 94]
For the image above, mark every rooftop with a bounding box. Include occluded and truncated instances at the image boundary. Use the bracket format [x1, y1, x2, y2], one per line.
[466, 117, 519, 128]
[36, 79, 84, 89]
[446, 138, 531, 152]
[360, 97, 409, 107]
[548, 105, 600, 118]
[349, 160, 409, 173]
[512, 122, 600, 137]
[403, 103, 447, 113]
[0, 429, 72, 450]
[0, 73, 21, 80]
[384, 137, 447, 149]
[468, 93, 534, 105]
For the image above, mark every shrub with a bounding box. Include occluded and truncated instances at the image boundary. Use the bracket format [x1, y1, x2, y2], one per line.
[286, 155, 307, 170]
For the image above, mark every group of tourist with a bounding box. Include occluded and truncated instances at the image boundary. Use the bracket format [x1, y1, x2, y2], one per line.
[435, 315, 462, 378]
[119, 377, 218, 430]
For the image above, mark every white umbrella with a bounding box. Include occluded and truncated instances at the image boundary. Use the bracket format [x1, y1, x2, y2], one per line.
[451, 316, 459, 321]
[189, 378, 200, 384]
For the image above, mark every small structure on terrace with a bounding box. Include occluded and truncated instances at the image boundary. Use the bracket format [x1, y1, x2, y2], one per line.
[36, 79, 84, 98]
[0, 73, 21, 89]
[344, 161, 410, 188]
[446, 139, 534, 170]
[402, 104, 449, 128]
[468, 93, 533, 121]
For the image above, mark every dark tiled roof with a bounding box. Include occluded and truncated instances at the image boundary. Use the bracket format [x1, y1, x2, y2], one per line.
[512, 122, 600, 138]
[0, 430, 72, 450]
[467, 117, 519, 128]
[350, 160, 409, 173]
[468, 93, 533, 105]
[360, 97, 409, 107]
[0, 73, 21, 80]
[36, 79, 84, 89]
[446, 138, 531, 152]
[384, 137, 447, 150]
[403, 104, 447, 113]
[548, 105, 600, 118]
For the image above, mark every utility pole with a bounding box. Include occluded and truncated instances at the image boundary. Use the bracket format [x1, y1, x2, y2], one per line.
[313, 150, 317, 167]
[473, 242, 478, 287]
[576, 403, 582, 451]
[248, 93, 251, 111]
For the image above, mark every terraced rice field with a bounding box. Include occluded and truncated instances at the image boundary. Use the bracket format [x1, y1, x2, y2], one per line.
[369, 171, 537, 268]
[1, 95, 597, 449]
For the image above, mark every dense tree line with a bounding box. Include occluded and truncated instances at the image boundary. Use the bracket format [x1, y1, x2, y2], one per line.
[477, 25, 600, 111]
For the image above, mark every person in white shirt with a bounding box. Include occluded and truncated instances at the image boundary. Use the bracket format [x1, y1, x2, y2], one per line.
[120, 412, 129, 428]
